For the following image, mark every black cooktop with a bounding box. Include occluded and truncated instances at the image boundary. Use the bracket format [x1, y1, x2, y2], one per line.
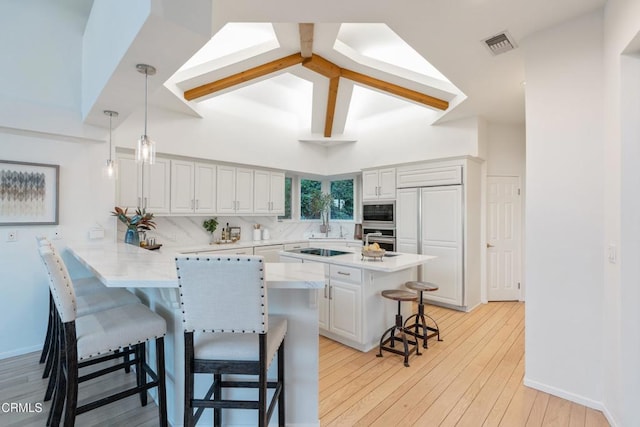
[289, 248, 351, 257]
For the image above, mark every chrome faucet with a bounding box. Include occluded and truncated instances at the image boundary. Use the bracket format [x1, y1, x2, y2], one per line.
[365, 232, 382, 246]
[339, 225, 344, 238]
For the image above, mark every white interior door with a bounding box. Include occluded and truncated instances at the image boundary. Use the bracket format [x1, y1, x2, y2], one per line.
[487, 176, 522, 301]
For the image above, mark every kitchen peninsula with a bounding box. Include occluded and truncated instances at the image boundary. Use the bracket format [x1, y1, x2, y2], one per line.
[66, 241, 325, 427]
[280, 247, 436, 352]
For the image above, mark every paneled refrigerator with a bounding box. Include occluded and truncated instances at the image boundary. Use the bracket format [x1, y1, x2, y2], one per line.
[396, 159, 482, 311]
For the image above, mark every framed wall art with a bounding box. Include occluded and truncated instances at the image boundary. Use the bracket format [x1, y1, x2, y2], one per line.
[0, 160, 59, 225]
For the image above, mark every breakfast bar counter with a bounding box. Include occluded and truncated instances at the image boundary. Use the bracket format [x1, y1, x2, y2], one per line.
[66, 241, 325, 427]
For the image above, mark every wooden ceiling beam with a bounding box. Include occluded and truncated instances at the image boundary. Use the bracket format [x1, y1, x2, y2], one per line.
[340, 68, 449, 111]
[184, 53, 304, 101]
[324, 77, 340, 137]
[299, 23, 314, 58]
[302, 54, 341, 78]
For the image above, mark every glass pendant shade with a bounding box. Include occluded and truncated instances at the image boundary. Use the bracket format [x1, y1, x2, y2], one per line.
[136, 134, 156, 165]
[104, 110, 118, 179]
[135, 64, 157, 165]
[104, 159, 117, 178]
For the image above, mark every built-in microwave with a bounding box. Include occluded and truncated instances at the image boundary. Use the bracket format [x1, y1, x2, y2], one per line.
[362, 201, 395, 228]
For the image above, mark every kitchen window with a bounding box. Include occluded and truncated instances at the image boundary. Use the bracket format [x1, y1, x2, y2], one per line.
[299, 177, 355, 221]
[300, 178, 322, 219]
[278, 176, 293, 220]
[330, 179, 353, 220]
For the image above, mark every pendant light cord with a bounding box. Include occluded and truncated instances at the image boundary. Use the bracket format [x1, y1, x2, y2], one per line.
[108, 113, 113, 161]
[144, 69, 148, 136]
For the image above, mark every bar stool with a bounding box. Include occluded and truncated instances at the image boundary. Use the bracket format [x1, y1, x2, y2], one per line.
[377, 289, 420, 367]
[175, 255, 286, 427]
[403, 281, 442, 348]
[36, 237, 140, 389]
[38, 245, 167, 427]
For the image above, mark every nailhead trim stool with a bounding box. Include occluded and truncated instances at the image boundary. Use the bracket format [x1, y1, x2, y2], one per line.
[377, 289, 420, 367]
[403, 281, 443, 349]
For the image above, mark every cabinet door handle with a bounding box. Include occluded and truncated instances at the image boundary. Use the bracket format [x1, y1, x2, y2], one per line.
[144, 197, 148, 209]
[138, 197, 141, 207]
[196, 199, 199, 210]
[191, 199, 194, 209]
[329, 285, 332, 300]
[324, 284, 328, 298]
[337, 271, 351, 276]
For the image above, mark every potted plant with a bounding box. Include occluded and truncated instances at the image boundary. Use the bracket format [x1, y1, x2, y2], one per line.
[310, 191, 333, 235]
[111, 206, 156, 246]
[203, 217, 219, 243]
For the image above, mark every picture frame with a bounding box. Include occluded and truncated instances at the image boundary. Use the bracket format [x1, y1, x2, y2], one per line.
[0, 160, 59, 225]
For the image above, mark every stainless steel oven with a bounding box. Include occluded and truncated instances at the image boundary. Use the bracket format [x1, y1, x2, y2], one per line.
[362, 201, 395, 228]
[362, 226, 396, 252]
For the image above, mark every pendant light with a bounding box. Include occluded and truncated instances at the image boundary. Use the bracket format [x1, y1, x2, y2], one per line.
[135, 64, 157, 165]
[104, 110, 118, 178]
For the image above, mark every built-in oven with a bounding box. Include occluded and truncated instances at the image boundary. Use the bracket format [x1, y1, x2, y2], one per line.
[362, 201, 395, 228]
[361, 226, 396, 252]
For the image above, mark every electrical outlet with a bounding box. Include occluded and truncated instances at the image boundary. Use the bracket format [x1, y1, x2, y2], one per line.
[6, 230, 17, 242]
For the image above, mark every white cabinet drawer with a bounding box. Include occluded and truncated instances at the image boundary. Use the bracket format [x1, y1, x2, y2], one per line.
[329, 265, 361, 284]
[397, 165, 462, 188]
[284, 242, 309, 250]
[199, 248, 253, 255]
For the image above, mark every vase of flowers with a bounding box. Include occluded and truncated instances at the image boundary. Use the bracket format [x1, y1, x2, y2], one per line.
[202, 217, 218, 244]
[112, 206, 156, 246]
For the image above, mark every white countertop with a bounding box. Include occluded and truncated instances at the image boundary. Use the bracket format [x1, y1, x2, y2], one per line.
[280, 247, 436, 272]
[66, 241, 325, 289]
[170, 237, 361, 254]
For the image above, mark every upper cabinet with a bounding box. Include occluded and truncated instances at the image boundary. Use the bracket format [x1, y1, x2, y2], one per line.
[115, 152, 286, 217]
[116, 153, 170, 214]
[254, 170, 285, 215]
[362, 167, 396, 201]
[217, 166, 254, 214]
[170, 160, 217, 214]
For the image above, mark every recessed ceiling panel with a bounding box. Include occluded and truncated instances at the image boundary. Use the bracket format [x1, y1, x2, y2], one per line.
[199, 71, 313, 128]
[179, 23, 278, 71]
[336, 23, 449, 83]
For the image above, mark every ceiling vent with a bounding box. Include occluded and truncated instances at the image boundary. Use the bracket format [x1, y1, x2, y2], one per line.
[483, 31, 517, 56]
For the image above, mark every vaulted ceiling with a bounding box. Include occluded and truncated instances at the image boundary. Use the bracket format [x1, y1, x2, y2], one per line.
[76, 0, 607, 138]
[168, 22, 463, 140]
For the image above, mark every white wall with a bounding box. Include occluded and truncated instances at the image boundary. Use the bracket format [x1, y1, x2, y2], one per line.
[522, 10, 605, 408]
[0, 134, 115, 358]
[486, 124, 525, 177]
[603, 1, 640, 425]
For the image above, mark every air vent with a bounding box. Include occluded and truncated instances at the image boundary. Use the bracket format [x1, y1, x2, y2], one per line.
[483, 31, 517, 56]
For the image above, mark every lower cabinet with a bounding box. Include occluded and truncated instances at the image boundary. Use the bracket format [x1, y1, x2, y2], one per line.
[318, 264, 362, 343]
[253, 244, 284, 262]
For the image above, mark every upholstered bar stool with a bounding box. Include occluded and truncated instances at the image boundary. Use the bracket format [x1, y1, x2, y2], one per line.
[175, 255, 286, 427]
[38, 245, 167, 427]
[377, 289, 420, 367]
[36, 237, 140, 386]
[403, 281, 442, 349]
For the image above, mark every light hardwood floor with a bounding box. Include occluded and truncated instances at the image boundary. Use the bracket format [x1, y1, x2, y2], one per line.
[0, 302, 609, 426]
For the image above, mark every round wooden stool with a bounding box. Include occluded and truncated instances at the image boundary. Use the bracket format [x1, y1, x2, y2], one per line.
[404, 281, 442, 348]
[377, 289, 420, 367]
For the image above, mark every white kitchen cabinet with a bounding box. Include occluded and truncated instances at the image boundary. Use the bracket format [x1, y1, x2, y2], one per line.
[317, 264, 362, 343]
[116, 153, 170, 214]
[253, 244, 285, 262]
[253, 170, 285, 215]
[217, 166, 254, 214]
[362, 167, 396, 201]
[170, 160, 216, 214]
[199, 247, 253, 255]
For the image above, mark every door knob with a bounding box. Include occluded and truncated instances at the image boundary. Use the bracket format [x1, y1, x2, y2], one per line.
[487, 243, 494, 248]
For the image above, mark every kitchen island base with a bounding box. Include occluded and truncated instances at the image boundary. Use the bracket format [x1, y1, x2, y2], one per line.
[135, 287, 321, 427]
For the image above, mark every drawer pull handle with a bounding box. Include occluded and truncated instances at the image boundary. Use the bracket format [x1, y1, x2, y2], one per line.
[337, 271, 351, 276]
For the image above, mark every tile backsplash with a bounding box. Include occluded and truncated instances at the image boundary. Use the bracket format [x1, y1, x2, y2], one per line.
[128, 216, 357, 248]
